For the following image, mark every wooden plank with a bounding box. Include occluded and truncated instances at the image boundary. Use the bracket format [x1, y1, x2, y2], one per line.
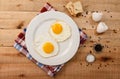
[0, 46, 119, 64]
[0, 47, 31, 64]
[0, 0, 120, 12]
[0, 47, 119, 79]
[0, 64, 51, 79]
[0, 18, 120, 30]
[0, 29, 22, 46]
[0, 11, 37, 29]
[0, 11, 120, 29]
[55, 62, 120, 79]
[0, 11, 37, 19]
[0, 29, 119, 46]
[0, 63, 119, 79]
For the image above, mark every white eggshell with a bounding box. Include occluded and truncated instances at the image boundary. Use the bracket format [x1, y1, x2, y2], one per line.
[96, 22, 108, 33]
[92, 12, 103, 22]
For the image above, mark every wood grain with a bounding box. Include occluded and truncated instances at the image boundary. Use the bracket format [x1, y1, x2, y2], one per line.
[0, 0, 120, 12]
[0, 0, 120, 79]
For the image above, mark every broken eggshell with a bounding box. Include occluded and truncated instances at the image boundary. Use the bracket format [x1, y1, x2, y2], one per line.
[96, 22, 108, 33]
[92, 12, 103, 22]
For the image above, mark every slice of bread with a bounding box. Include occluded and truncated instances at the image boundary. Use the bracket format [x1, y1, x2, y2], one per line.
[65, 1, 84, 16]
[73, 1, 83, 15]
[65, 2, 74, 15]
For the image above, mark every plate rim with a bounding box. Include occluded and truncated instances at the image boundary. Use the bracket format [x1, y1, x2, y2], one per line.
[25, 11, 80, 65]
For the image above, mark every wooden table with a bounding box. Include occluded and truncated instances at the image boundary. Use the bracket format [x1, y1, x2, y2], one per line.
[0, 0, 120, 79]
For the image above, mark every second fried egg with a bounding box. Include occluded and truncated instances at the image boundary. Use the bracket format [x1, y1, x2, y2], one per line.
[49, 21, 71, 42]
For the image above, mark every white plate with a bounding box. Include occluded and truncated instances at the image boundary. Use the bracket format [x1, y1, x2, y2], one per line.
[25, 11, 80, 65]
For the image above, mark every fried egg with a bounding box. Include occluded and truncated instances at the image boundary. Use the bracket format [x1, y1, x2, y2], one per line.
[34, 34, 59, 58]
[49, 21, 71, 42]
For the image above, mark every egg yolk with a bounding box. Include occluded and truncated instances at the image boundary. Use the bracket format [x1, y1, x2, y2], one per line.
[52, 23, 63, 34]
[42, 42, 54, 54]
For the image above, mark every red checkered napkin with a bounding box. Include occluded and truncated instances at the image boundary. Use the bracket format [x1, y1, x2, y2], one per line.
[14, 3, 87, 77]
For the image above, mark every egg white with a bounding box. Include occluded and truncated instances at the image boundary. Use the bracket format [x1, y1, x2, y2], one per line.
[49, 21, 71, 42]
[34, 33, 59, 58]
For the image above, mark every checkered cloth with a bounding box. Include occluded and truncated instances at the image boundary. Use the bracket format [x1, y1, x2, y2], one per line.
[14, 3, 87, 77]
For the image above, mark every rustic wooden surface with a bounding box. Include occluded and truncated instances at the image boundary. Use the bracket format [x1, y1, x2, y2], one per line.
[0, 0, 120, 79]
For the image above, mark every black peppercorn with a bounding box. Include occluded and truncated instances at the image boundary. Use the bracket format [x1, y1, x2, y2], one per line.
[94, 44, 103, 52]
